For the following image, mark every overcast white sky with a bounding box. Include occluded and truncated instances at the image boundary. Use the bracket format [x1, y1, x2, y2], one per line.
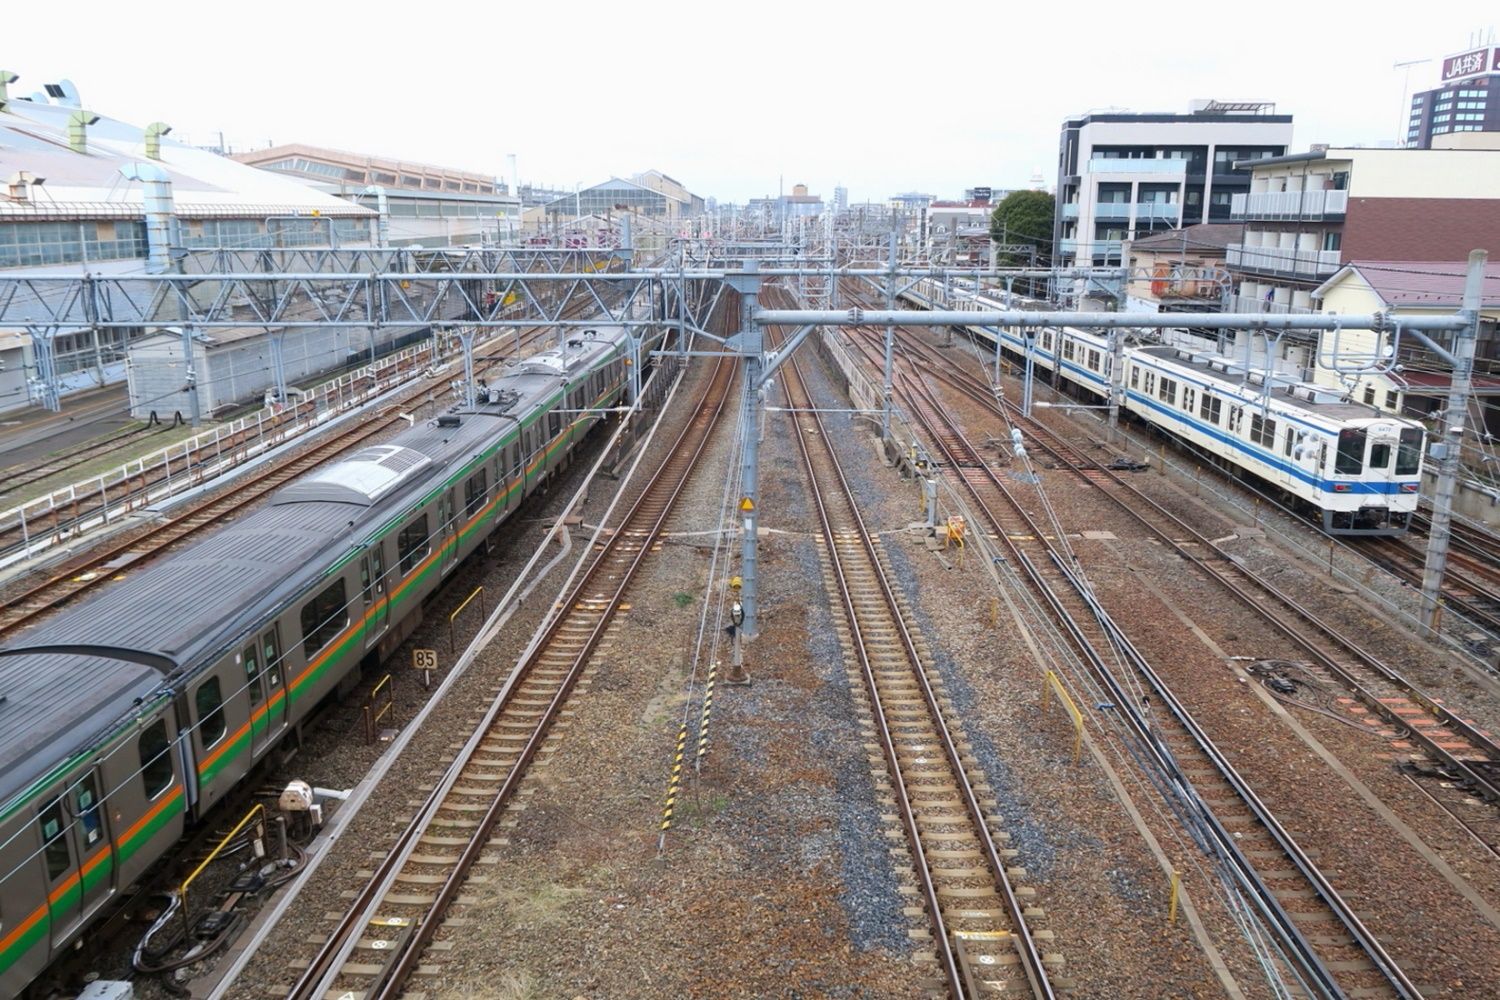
[10, 0, 1499, 204]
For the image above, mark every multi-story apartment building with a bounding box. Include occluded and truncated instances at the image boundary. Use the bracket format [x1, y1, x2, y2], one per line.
[1406, 47, 1500, 149]
[1226, 147, 1500, 314]
[1054, 102, 1292, 267]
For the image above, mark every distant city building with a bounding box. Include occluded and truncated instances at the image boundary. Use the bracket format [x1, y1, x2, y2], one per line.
[233, 143, 520, 245]
[748, 184, 824, 224]
[544, 178, 672, 221]
[0, 77, 373, 411]
[1054, 102, 1293, 267]
[1225, 147, 1500, 315]
[1406, 47, 1500, 149]
[889, 191, 935, 213]
[833, 185, 849, 214]
[630, 169, 706, 219]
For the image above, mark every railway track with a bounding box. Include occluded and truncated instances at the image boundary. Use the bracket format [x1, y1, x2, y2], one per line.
[863, 323, 1500, 809]
[1361, 534, 1500, 638]
[771, 296, 1057, 999]
[0, 325, 567, 641]
[283, 353, 736, 1000]
[884, 357, 1419, 999]
[0, 421, 171, 500]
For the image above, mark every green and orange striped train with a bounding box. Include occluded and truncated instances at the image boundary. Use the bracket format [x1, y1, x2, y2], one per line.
[0, 326, 631, 996]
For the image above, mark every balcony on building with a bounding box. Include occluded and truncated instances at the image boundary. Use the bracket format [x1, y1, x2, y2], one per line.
[1229, 189, 1348, 221]
[1060, 202, 1080, 220]
[1085, 158, 1189, 176]
[1226, 243, 1342, 280]
[1228, 292, 1314, 314]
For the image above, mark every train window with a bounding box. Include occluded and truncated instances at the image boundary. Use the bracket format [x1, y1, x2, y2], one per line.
[1396, 428, 1423, 475]
[1087, 349, 1101, 371]
[300, 579, 349, 658]
[1130, 367, 1139, 389]
[1144, 373, 1155, 396]
[1182, 387, 1195, 413]
[37, 799, 71, 881]
[1284, 431, 1296, 457]
[398, 514, 430, 574]
[1199, 395, 1221, 425]
[75, 774, 103, 847]
[139, 720, 174, 799]
[245, 644, 262, 704]
[195, 677, 227, 747]
[1062, 339, 1075, 361]
[263, 628, 283, 688]
[1159, 378, 1177, 406]
[1227, 406, 1244, 434]
[360, 557, 372, 605]
[1335, 428, 1367, 474]
[1370, 443, 1392, 469]
[465, 469, 488, 517]
[1249, 414, 1277, 448]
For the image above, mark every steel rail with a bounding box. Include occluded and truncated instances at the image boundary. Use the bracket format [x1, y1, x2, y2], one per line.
[772, 297, 1054, 999]
[880, 326, 1500, 805]
[287, 353, 736, 1000]
[890, 360, 1416, 999]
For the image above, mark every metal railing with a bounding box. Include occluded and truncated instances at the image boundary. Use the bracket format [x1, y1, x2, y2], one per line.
[1228, 293, 1315, 315]
[1230, 189, 1348, 220]
[1226, 243, 1342, 279]
[1084, 157, 1188, 175]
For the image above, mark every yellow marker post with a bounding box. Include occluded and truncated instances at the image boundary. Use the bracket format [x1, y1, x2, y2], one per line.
[1167, 868, 1182, 925]
[1042, 669, 1085, 765]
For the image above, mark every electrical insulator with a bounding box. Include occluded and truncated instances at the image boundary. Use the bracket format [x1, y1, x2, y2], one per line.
[730, 601, 745, 627]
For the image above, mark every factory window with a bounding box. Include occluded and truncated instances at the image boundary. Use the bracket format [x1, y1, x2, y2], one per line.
[195, 677, 227, 747]
[138, 720, 175, 799]
[398, 514, 430, 575]
[300, 579, 349, 658]
[1396, 428, 1423, 475]
[1335, 428, 1366, 474]
[465, 469, 488, 517]
[1249, 413, 1277, 448]
[1158, 378, 1177, 406]
[373, 171, 397, 186]
[424, 178, 442, 190]
[400, 175, 424, 189]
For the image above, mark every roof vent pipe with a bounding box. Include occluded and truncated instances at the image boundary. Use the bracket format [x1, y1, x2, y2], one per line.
[362, 185, 389, 247]
[67, 110, 101, 153]
[119, 162, 178, 273]
[144, 122, 172, 161]
[0, 71, 17, 112]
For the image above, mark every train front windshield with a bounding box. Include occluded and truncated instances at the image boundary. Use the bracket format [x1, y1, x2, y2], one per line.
[1396, 427, 1423, 476]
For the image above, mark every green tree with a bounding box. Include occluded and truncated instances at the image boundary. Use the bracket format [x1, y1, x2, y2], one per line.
[989, 190, 1055, 267]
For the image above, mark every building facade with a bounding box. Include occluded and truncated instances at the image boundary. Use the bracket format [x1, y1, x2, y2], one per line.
[1054, 103, 1292, 267]
[1226, 147, 1500, 315]
[1406, 47, 1499, 149]
[0, 76, 374, 412]
[1121, 223, 1240, 313]
[233, 144, 520, 246]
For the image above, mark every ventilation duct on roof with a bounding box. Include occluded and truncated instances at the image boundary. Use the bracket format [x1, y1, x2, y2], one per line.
[120, 162, 178, 273]
[6, 171, 43, 202]
[145, 121, 172, 161]
[0, 71, 16, 113]
[67, 109, 101, 153]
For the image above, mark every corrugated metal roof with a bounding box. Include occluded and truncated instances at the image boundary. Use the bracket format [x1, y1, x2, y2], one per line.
[1129, 223, 1243, 253]
[1319, 260, 1500, 309]
[0, 652, 162, 808]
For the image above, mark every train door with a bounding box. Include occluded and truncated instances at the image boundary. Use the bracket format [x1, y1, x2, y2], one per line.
[35, 771, 112, 947]
[364, 543, 390, 648]
[440, 488, 459, 575]
[245, 624, 288, 756]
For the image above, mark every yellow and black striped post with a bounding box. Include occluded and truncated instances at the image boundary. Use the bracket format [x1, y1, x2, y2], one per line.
[695, 660, 718, 772]
[658, 721, 689, 851]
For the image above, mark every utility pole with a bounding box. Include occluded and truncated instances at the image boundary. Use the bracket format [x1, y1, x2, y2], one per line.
[1108, 326, 1125, 437]
[1420, 248, 1486, 631]
[882, 230, 897, 443]
[728, 260, 764, 644]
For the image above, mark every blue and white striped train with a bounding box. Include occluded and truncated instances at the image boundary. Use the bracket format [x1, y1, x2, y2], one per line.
[903, 282, 1426, 536]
